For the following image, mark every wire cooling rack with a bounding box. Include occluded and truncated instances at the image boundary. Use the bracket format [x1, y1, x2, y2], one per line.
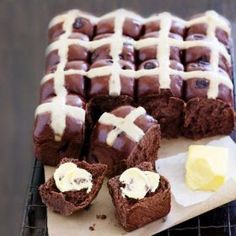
[21, 160, 47, 236]
[21, 157, 236, 236]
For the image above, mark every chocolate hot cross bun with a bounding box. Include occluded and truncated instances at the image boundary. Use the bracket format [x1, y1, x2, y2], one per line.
[33, 9, 235, 167]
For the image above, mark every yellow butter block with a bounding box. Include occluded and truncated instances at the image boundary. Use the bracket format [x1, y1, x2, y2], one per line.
[186, 145, 228, 191]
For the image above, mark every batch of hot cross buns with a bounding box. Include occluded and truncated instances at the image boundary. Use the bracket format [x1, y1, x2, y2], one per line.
[33, 9, 235, 231]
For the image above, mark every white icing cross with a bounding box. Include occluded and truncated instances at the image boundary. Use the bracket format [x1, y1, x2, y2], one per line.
[98, 106, 146, 146]
[46, 9, 233, 100]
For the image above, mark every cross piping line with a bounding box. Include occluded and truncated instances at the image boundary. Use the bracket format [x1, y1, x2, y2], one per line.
[36, 10, 86, 141]
[98, 106, 146, 146]
[36, 9, 233, 141]
[43, 9, 232, 100]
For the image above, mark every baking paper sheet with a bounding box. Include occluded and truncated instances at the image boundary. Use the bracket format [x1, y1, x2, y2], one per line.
[157, 136, 236, 207]
[45, 136, 236, 236]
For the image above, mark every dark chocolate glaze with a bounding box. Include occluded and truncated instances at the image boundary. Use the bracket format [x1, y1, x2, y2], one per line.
[91, 33, 135, 63]
[145, 19, 185, 36]
[138, 32, 183, 62]
[187, 14, 230, 47]
[185, 62, 233, 104]
[185, 34, 232, 76]
[89, 105, 159, 176]
[34, 95, 86, 166]
[48, 17, 94, 42]
[88, 59, 135, 98]
[46, 33, 89, 71]
[137, 59, 184, 97]
[96, 17, 142, 39]
[41, 61, 89, 102]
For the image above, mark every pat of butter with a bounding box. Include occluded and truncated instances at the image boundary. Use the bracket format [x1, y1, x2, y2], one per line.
[54, 162, 93, 193]
[186, 145, 228, 191]
[119, 167, 160, 200]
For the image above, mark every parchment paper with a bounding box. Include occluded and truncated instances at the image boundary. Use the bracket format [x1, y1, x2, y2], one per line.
[157, 136, 236, 207]
[45, 135, 236, 236]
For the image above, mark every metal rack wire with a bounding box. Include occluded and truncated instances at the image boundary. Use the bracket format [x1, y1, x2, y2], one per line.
[21, 158, 236, 236]
[21, 160, 47, 236]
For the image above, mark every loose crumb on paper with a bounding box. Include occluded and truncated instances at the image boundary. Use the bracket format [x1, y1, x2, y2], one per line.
[96, 214, 107, 220]
[89, 223, 96, 231]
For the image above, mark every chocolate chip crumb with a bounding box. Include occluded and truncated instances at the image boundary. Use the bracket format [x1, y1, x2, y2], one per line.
[74, 178, 86, 184]
[89, 223, 96, 231]
[85, 204, 91, 211]
[96, 214, 107, 220]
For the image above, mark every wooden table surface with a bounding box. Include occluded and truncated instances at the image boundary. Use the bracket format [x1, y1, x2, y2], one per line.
[0, 0, 235, 235]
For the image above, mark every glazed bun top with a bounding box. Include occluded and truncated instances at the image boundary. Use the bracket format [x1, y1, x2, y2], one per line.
[92, 105, 158, 155]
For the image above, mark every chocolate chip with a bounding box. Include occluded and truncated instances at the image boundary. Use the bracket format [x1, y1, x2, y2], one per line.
[189, 64, 198, 69]
[119, 55, 124, 60]
[122, 65, 130, 70]
[126, 184, 132, 191]
[74, 178, 86, 184]
[198, 60, 209, 66]
[144, 62, 156, 69]
[107, 59, 113, 64]
[123, 41, 132, 46]
[91, 52, 99, 62]
[58, 141, 69, 155]
[96, 214, 107, 220]
[85, 205, 91, 211]
[59, 175, 64, 181]
[192, 34, 204, 40]
[197, 56, 208, 63]
[196, 79, 209, 89]
[73, 17, 84, 29]
[89, 225, 95, 231]
[101, 215, 107, 220]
